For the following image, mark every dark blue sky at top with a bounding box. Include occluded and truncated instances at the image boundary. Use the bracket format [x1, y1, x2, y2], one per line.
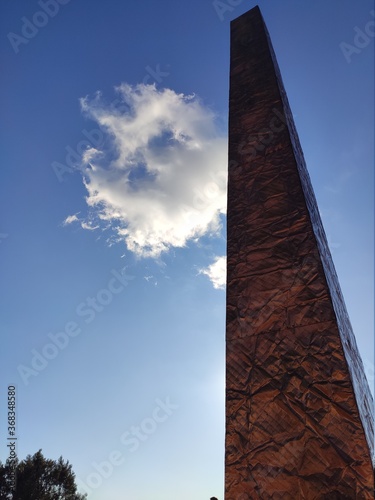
[1, 0, 373, 325]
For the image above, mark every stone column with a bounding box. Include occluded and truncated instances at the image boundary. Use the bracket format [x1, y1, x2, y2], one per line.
[226, 6, 374, 498]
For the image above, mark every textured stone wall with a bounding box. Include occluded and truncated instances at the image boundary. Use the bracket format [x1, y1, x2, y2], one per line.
[226, 6, 374, 499]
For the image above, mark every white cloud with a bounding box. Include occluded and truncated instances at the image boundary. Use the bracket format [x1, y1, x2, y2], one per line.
[81, 221, 99, 231]
[200, 256, 227, 290]
[82, 147, 100, 165]
[76, 83, 227, 258]
[63, 214, 79, 225]
[63, 213, 100, 232]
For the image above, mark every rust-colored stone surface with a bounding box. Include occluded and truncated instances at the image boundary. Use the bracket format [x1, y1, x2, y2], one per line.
[226, 6, 374, 499]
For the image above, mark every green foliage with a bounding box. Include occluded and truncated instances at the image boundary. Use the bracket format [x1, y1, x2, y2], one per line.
[0, 450, 86, 500]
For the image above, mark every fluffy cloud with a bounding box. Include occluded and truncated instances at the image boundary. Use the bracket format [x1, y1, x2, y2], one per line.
[199, 256, 227, 290]
[73, 83, 227, 258]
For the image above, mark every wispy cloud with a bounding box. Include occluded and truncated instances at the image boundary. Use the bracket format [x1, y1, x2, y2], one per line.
[80, 221, 99, 231]
[63, 214, 80, 225]
[63, 213, 99, 232]
[73, 83, 227, 258]
[199, 255, 226, 290]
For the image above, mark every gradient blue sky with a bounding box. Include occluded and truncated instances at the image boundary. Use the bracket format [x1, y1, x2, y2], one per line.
[0, 1, 374, 498]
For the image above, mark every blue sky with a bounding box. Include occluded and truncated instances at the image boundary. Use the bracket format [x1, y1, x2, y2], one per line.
[0, 1, 373, 498]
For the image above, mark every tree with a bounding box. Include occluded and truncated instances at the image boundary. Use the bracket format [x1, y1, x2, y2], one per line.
[0, 450, 86, 500]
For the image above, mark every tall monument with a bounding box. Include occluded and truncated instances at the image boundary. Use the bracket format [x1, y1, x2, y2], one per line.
[226, 6, 374, 498]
